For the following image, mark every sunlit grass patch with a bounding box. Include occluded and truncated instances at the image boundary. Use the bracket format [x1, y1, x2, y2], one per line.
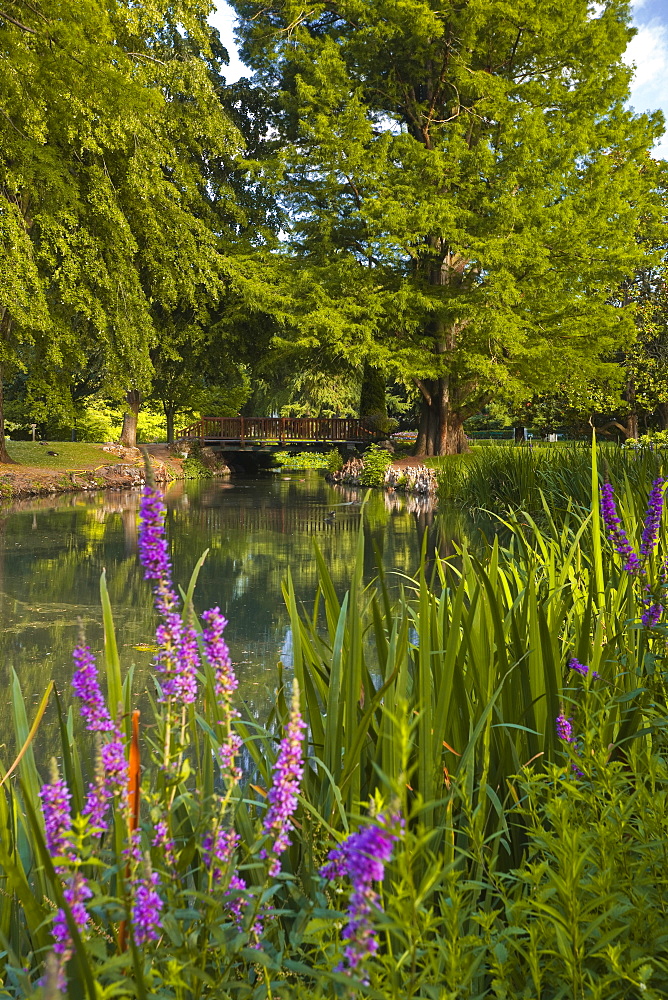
[1, 442, 126, 469]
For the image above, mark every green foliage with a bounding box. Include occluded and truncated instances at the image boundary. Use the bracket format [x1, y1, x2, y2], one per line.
[325, 448, 343, 473]
[232, 0, 665, 453]
[358, 444, 392, 486]
[0, 0, 254, 452]
[437, 442, 667, 520]
[625, 429, 668, 449]
[273, 450, 329, 470]
[182, 454, 214, 479]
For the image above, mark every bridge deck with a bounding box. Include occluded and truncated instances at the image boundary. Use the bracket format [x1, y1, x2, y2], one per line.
[176, 416, 379, 446]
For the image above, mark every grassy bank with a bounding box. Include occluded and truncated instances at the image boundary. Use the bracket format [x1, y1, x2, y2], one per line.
[0, 442, 183, 500]
[1, 441, 128, 469]
[435, 442, 665, 520]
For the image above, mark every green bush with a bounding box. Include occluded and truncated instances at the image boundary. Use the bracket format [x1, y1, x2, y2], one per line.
[625, 429, 668, 450]
[182, 453, 213, 478]
[325, 447, 343, 472]
[273, 450, 329, 470]
[359, 443, 392, 486]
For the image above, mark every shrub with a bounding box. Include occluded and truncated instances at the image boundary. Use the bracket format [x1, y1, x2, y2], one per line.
[325, 447, 343, 473]
[273, 450, 329, 470]
[182, 451, 213, 478]
[359, 443, 392, 486]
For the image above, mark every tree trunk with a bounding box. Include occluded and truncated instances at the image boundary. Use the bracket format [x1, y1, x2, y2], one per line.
[165, 405, 175, 444]
[119, 389, 142, 448]
[414, 377, 469, 456]
[0, 313, 17, 464]
[625, 412, 639, 440]
[0, 366, 16, 464]
[624, 376, 638, 440]
[659, 402, 668, 431]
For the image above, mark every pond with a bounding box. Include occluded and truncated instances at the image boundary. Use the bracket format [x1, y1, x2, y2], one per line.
[0, 472, 443, 755]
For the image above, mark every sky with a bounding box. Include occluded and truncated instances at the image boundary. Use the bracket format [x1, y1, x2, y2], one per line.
[209, 0, 668, 159]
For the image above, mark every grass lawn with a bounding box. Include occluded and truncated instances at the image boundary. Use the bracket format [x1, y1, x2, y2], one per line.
[1, 441, 124, 469]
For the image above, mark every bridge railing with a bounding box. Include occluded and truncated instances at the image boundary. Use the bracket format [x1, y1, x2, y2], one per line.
[176, 416, 379, 444]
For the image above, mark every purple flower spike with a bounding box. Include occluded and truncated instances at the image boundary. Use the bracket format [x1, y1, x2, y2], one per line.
[152, 820, 177, 872]
[72, 646, 116, 733]
[83, 737, 128, 834]
[260, 685, 306, 876]
[203, 826, 240, 883]
[556, 713, 574, 743]
[321, 814, 401, 978]
[641, 603, 663, 627]
[202, 607, 242, 782]
[226, 872, 249, 929]
[132, 872, 163, 945]
[640, 478, 665, 557]
[127, 830, 163, 945]
[137, 485, 200, 705]
[138, 488, 179, 614]
[52, 872, 92, 986]
[567, 658, 599, 680]
[600, 483, 641, 574]
[40, 767, 73, 872]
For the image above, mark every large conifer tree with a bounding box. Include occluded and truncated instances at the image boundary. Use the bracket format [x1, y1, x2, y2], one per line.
[232, 0, 665, 454]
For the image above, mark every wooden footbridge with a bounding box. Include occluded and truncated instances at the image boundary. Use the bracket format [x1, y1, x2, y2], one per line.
[176, 417, 380, 448]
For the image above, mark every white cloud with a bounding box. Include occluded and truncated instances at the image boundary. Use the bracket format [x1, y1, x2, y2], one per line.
[624, 19, 668, 158]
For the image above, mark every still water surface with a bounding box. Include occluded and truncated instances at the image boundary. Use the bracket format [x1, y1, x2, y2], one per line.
[0, 473, 439, 755]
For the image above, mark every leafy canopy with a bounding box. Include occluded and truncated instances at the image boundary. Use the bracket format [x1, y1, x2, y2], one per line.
[231, 0, 666, 422]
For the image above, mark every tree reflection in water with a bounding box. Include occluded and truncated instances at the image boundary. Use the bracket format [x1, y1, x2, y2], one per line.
[0, 475, 448, 763]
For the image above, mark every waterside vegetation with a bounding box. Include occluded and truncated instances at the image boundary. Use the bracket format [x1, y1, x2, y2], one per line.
[0, 445, 666, 995]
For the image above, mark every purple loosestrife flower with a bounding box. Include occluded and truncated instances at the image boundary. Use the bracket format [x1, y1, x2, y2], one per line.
[321, 815, 401, 978]
[152, 820, 177, 873]
[203, 826, 240, 884]
[72, 645, 116, 733]
[138, 488, 179, 614]
[226, 873, 248, 930]
[51, 873, 92, 990]
[137, 486, 200, 705]
[640, 478, 666, 557]
[202, 607, 242, 782]
[567, 658, 599, 680]
[556, 713, 574, 742]
[40, 765, 73, 872]
[72, 647, 128, 832]
[642, 602, 663, 627]
[83, 737, 128, 834]
[132, 871, 163, 946]
[260, 686, 306, 877]
[126, 830, 163, 945]
[600, 483, 642, 574]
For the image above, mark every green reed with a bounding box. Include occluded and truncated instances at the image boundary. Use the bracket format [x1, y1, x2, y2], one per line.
[439, 442, 666, 522]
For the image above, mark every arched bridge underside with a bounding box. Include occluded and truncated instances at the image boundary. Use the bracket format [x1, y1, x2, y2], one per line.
[176, 417, 381, 449]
